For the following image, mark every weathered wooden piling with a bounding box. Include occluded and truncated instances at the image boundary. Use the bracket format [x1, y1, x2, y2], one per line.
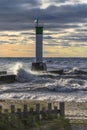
[11, 105, 15, 114]
[36, 103, 40, 120]
[48, 103, 52, 119]
[0, 102, 65, 120]
[0, 106, 2, 114]
[59, 102, 65, 117]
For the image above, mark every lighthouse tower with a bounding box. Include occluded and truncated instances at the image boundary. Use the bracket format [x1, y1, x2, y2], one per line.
[31, 19, 47, 71]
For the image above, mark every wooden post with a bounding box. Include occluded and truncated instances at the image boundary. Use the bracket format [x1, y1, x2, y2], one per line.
[48, 103, 52, 112]
[48, 103, 52, 119]
[54, 106, 58, 118]
[4, 109, 9, 113]
[29, 108, 34, 122]
[23, 104, 28, 118]
[59, 102, 65, 117]
[41, 107, 46, 120]
[11, 105, 15, 114]
[29, 107, 36, 117]
[17, 108, 22, 118]
[4, 109, 9, 120]
[30, 107, 34, 114]
[36, 103, 40, 120]
[0, 106, 2, 114]
[23, 105, 28, 113]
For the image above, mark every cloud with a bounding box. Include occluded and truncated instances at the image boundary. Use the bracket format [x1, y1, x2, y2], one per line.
[60, 42, 71, 47]
[20, 32, 30, 35]
[0, 41, 8, 44]
[52, 0, 66, 2]
[0, 34, 9, 36]
[0, 0, 87, 57]
[0, 0, 40, 12]
[74, 43, 87, 47]
[44, 36, 53, 39]
[62, 36, 87, 41]
[11, 48, 34, 52]
[0, 0, 86, 30]
[44, 43, 58, 46]
[41, 4, 87, 24]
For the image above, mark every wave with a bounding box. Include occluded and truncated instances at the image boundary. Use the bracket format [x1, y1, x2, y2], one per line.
[8, 63, 53, 83]
[7, 63, 87, 82]
[7, 63, 87, 93]
[0, 58, 87, 101]
[8, 62, 23, 75]
[65, 67, 87, 75]
[45, 78, 86, 92]
[8, 63, 34, 82]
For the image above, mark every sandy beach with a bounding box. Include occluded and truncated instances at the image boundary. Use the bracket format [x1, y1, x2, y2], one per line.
[65, 102, 87, 118]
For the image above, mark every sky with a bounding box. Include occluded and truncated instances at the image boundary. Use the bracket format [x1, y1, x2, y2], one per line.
[0, 0, 87, 57]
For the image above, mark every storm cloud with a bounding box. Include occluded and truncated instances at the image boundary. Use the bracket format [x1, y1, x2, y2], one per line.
[0, 0, 86, 30]
[0, 0, 87, 51]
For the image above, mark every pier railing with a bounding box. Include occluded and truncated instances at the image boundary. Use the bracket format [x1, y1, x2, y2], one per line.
[0, 102, 65, 120]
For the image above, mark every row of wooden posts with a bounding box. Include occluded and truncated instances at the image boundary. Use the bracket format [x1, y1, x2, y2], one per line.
[0, 102, 65, 119]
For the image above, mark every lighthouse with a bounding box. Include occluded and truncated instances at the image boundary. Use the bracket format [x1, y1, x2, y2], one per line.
[31, 19, 47, 71]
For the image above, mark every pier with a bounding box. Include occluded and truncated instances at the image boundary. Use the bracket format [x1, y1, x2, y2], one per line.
[0, 71, 16, 83]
